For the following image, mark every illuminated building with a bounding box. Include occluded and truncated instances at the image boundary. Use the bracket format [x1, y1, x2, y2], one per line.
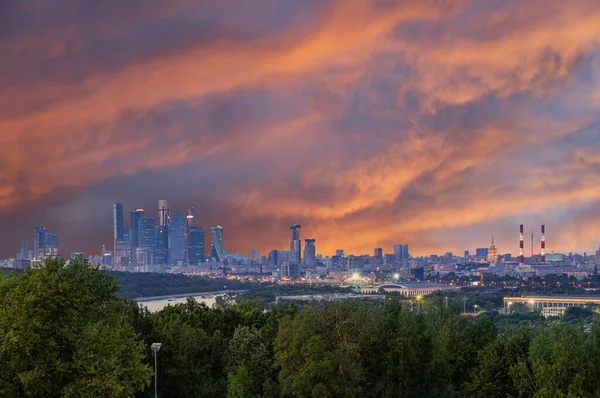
[33, 227, 59, 260]
[487, 236, 498, 262]
[504, 296, 600, 317]
[169, 212, 185, 265]
[129, 208, 145, 247]
[290, 224, 301, 264]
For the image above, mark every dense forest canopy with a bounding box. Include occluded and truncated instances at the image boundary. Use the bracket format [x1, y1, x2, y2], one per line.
[2, 259, 600, 397]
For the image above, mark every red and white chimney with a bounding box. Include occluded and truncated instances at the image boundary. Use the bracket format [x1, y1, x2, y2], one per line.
[541, 225, 546, 262]
[519, 224, 524, 264]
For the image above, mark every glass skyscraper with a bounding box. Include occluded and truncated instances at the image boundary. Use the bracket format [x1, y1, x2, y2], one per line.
[187, 226, 205, 266]
[169, 212, 185, 265]
[129, 208, 145, 247]
[34, 227, 59, 260]
[290, 224, 301, 264]
[210, 225, 225, 263]
[113, 203, 124, 255]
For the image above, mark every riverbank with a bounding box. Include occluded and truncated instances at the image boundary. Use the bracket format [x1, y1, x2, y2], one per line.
[135, 289, 247, 302]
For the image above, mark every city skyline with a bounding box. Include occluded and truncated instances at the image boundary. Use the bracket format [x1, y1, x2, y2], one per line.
[2, 1, 600, 258]
[9, 204, 600, 261]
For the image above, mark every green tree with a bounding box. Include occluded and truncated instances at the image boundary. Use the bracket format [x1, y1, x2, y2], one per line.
[464, 328, 531, 398]
[511, 324, 589, 397]
[226, 366, 254, 398]
[0, 258, 151, 397]
[227, 326, 273, 396]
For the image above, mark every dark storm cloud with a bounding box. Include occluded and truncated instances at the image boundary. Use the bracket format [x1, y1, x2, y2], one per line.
[2, 0, 600, 258]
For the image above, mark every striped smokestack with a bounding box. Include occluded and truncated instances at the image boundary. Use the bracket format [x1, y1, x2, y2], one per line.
[519, 224, 524, 264]
[541, 225, 546, 262]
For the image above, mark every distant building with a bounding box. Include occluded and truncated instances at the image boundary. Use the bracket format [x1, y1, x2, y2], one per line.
[33, 227, 59, 260]
[16, 240, 27, 260]
[464, 250, 469, 258]
[156, 225, 169, 265]
[303, 239, 316, 266]
[268, 250, 279, 266]
[138, 217, 155, 248]
[374, 247, 383, 264]
[335, 249, 344, 257]
[290, 224, 302, 264]
[251, 249, 261, 262]
[113, 203, 124, 255]
[394, 244, 409, 262]
[475, 248, 489, 259]
[169, 212, 185, 265]
[158, 200, 170, 227]
[187, 226, 205, 266]
[487, 237, 498, 262]
[211, 226, 225, 262]
[129, 208, 145, 248]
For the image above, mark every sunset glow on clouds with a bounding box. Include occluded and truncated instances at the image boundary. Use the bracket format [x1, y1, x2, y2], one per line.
[1, 0, 600, 257]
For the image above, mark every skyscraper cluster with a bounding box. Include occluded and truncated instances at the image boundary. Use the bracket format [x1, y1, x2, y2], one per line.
[112, 200, 216, 270]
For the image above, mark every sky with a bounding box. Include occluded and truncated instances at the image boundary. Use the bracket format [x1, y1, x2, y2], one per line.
[1, 0, 600, 259]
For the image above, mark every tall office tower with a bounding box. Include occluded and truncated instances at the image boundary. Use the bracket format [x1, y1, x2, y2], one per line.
[335, 249, 344, 257]
[187, 226, 205, 266]
[137, 217, 156, 266]
[268, 250, 279, 266]
[114, 238, 131, 266]
[402, 245, 409, 260]
[17, 240, 27, 260]
[158, 200, 171, 227]
[33, 227, 59, 260]
[303, 239, 316, 266]
[394, 244, 403, 263]
[185, 207, 195, 263]
[129, 208, 145, 247]
[210, 225, 225, 263]
[464, 250, 469, 258]
[169, 212, 185, 265]
[113, 203, 124, 255]
[251, 249, 261, 262]
[374, 247, 383, 264]
[156, 225, 169, 265]
[290, 224, 302, 264]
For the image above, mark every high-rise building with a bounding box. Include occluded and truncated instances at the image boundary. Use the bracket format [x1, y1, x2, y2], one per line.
[169, 212, 185, 265]
[464, 250, 469, 258]
[158, 200, 170, 227]
[394, 244, 402, 263]
[290, 224, 301, 264]
[475, 248, 489, 259]
[187, 226, 205, 266]
[138, 218, 155, 249]
[303, 239, 316, 266]
[211, 225, 225, 263]
[129, 208, 145, 247]
[335, 250, 344, 257]
[268, 250, 279, 266]
[251, 249, 261, 262]
[394, 244, 410, 262]
[113, 203, 124, 255]
[185, 207, 195, 263]
[156, 225, 169, 265]
[374, 247, 383, 264]
[114, 238, 131, 266]
[17, 240, 27, 260]
[33, 227, 59, 260]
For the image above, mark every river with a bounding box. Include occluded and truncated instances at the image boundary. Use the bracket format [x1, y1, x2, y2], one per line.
[135, 290, 245, 312]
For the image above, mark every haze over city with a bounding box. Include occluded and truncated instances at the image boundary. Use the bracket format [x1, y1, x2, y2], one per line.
[2, 0, 600, 258]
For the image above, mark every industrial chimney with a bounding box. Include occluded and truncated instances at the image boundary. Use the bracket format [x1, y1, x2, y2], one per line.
[541, 225, 546, 262]
[519, 225, 524, 264]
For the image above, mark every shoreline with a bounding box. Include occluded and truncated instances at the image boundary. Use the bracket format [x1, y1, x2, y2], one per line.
[134, 289, 248, 302]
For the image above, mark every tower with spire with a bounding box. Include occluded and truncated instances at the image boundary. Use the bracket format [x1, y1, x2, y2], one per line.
[487, 236, 498, 262]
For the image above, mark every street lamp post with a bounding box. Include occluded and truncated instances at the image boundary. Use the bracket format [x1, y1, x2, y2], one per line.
[151, 343, 162, 398]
